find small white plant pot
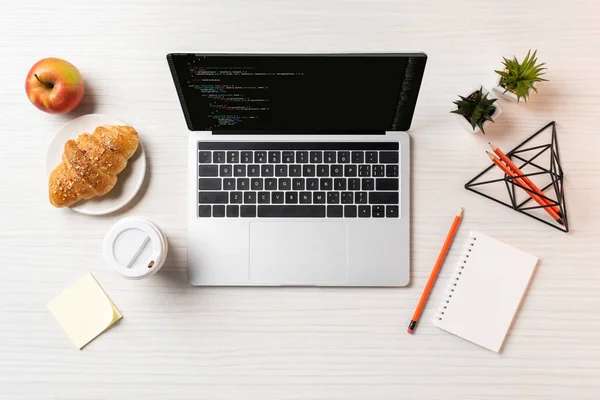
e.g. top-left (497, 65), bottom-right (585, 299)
top-left (452, 86), bottom-right (502, 135)
top-left (492, 76), bottom-right (533, 103)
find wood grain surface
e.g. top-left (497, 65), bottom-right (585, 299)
top-left (1, 1), bottom-right (600, 399)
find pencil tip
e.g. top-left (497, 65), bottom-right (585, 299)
top-left (458, 207), bottom-right (464, 217)
top-left (486, 151), bottom-right (496, 160)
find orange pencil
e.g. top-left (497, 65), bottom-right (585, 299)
top-left (408, 207), bottom-right (463, 334)
top-left (487, 152), bottom-right (564, 225)
top-left (489, 142), bottom-right (561, 216)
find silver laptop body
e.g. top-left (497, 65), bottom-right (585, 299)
top-left (168, 53), bottom-right (426, 286)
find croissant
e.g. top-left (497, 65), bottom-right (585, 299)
top-left (49, 125), bottom-right (140, 207)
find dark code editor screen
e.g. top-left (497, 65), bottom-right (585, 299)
top-left (169, 54), bottom-right (426, 132)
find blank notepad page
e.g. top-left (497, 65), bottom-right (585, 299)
top-left (433, 231), bottom-right (538, 352)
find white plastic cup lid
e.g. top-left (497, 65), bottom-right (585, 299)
top-left (103, 216), bottom-right (168, 279)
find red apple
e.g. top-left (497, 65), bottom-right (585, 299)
top-left (25, 57), bottom-right (85, 114)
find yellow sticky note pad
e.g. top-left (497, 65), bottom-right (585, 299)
top-left (47, 273), bottom-right (122, 349)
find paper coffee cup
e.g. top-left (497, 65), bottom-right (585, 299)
top-left (103, 216), bottom-right (168, 279)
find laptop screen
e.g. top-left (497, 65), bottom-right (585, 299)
top-left (167, 53), bottom-right (426, 133)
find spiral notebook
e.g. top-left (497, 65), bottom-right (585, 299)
top-left (433, 231), bottom-right (538, 352)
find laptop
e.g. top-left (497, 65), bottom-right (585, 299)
top-left (167, 53), bottom-right (427, 286)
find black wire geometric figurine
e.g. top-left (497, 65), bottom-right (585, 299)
top-left (465, 121), bottom-right (568, 232)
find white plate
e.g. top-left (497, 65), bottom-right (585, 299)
top-left (46, 114), bottom-right (146, 215)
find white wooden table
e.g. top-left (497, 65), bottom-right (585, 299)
top-left (2, 1), bottom-right (600, 399)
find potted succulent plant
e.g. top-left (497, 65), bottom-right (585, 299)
top-left (493, 49), bottom-right (547, 103)
top-left (451, 86), bottom-right (501, 134)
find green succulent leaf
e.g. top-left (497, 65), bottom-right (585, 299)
top-left (495, 49), bottom-right (548, 102)
top-left (450, 86), bottom-right (497, 134)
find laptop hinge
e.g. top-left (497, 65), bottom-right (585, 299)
top-left (212, 130), bottom-right (387, 135)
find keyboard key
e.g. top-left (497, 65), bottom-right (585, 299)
top-left (240, 205), bottom-right (256, 217)
top-left (230, 191), bottom-right (242, 204)
top-left (227, 205), bottom-right (239, 217)
top-left (199, 165), bottom-right (218, 177)
top-left (261, 165), bottom-right (274, 177)
top-left (324, 151), bottom-right (336, 163)
top-left (268, 151), bottom-right (281, 163)
top-left (241, 151), bottom-right (253, 163)
top-left (327, 192), bottom-right (340, 204)
top-left (293, 178), bottom-right (305, 190)
top-left (199, 178), bottom-right (221, 190)
top-left (386, 205), bottom-right (399, 218)
top-left (327, 205), bottom-right (343, 217)
top-left (379, 152), bottom-right (399, 163)
top-left (306, 178), bottom-right (319, 190)
top-left (373, 205), bottom-right (385, 218)
top-left (362, 178), bottom-right (374, 191)
top-left (358, 165), bottom-right (371, 177)
top-left (237, 178), bottom-right (249, 190)
top-left (376, 178), bottom-right (399, 191)
top-left (220, 165), bottom-right (232, 177)
top-left (297, 151), bottom-right (309, 163)
top-left (248, 165), bottom-right (260, 177)
top-left (310, 151), bottom-right (323, 163)
top-left (351, 151), bottom-right (364, 163)
top-left (348, 178), bottom-right (360, 191)
top-left (344, 205), bottom-right (357, 217)
top-left (213, 151), bottom-right (225, 163)
top-left (199, 151), bottom-right (212, 163)
top-left (303, 165), bottom-right (315, 177)
top-left (258, 205), bottom-right (325, 218)
top-left (313, 192), bottom-right (326, 204)
top-left (227, 151), bottom-right (239, 163)
top-left (286, 192), bottom-right (298, 204)
top-left (255, 151), bottom-right (267, 163)
top-left (341, 192), bottom-right (353, 204)
top-left (372, 165), bottom-right (385, 177)
top-left (258, 191), bottom-right (270, 204)
top-left (213, 205), bottom-right (225, 217)
top-left (275, 165), bottom-right (288, 177)
top-left (244, 191), bottom-right (256, 203)
top-left (198, 205), bottom-right (211, 217)
top-left (265, 178), bottom-right (277, 190)
top-left (369, 192), bottom-right (399, 204)
top-left (289, 165), bottom-right (302, 177)
top-left (358, 205), bottom-right (371, 217)
top-left (223, 178), bottom-right (235, 190)
top-left (337, 151), bottom-right (350, 163)
top-left (278, 178), bottom-right (291, 190)
top-left (317, 165), bottom-right (329, 177)
top-left (320, 178), bottom-right (332, 191)
top-left (356, 192), bottom-right (367, 204)
top-left (386, 165), bottom-right (399, 177)
top-left (251, 178), bottom-right (263, 190)
top-left (199, 192), bottom-right (228, 204)
top-left (272, 192), bottom-right (284, 204)
top-left (234, 165), bottom-right (246, 177)
top-left (282, 151), bottom-right (294, 163)
top-left (344, 165), bottom-right (357, 177)
top-left (366, 151), bottom-right (378, 163)
top-left (331, 165), bottom-right (343, 177)
top-left (299, 192), bottom-right (312, 204)
top-left (334, 178), bottom-right (346, 190)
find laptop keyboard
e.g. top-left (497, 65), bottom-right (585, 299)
top-left (197, 142), bottom-right (400, 218)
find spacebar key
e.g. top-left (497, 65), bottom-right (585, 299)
top-left (258, 205), bottom-right (326, 217)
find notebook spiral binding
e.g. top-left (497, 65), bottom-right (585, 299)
top-left (435, 233), bottom-right (478, 321)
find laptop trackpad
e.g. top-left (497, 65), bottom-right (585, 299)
top-left (249, 221), bottom-right (348, 285)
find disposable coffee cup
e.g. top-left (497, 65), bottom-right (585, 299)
top-left (103, 216), bottom-right (168, 279)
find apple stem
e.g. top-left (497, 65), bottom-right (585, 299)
top-left (34, 74), bottom-right (54, 89)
